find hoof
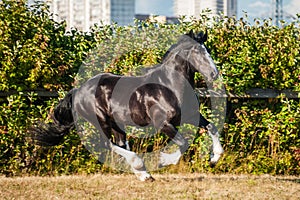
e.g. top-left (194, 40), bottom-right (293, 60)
top-left (134, 171), bottom-right (154, 182)
top-left (158, 163), bottom-right (164, 168)
top-left (145, 176), bottom-right (155, 182)
top-left (209, 151), bottom-right (223, 168)
top-left (209, 161), bottom-right (217, 168)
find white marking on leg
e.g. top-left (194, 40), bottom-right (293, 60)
top-left (159, 149), bottom-right (182, 167)
top-left (125, 141), bottom-right (130, 151)
top-left (207, 123), bottom-right (224, 164)
top-left (111, 144), bottom-right (152, 181)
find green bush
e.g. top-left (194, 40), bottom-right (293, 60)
top-left (0, 0), bottom-right (96, 91)
top-left (209, 16), bottom-right (300, 94)
top-left (217, 98), bottom-right (300, 174)
top-left (0, 92), bottom-right (106, 176)
top-left (0, 1), bottom-right (299, 176)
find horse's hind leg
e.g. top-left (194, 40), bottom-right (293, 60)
top-left (97, 128), bottom-right (153, 181)
top-left (110, 144), bottom-right (154, 181)
top-left (111, 123), bottom-right (130, 150)
top-left (96, 114), bottom-right (153, 181)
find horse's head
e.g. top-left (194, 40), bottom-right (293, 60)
top-left (184, 30), bottom-right (219, 82)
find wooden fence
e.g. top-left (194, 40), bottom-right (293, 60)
top-left (0, 88), bottom-right (299, 98)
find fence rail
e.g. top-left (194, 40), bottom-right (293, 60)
top-left (195, 88), bottom-right (299, 99)
top-left (0, 91), bottom-right (58, 97)
top-left (0, 88), bottom-right (299, 99)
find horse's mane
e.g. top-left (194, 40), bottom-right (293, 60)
top-left (161, 35), bottom-right (196, 63)
top-left (137, 32), bottom-right (203, 76)
top-left (138, 64), bottom-right (162, 75)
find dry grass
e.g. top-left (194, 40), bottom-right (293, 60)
top-left (0, 173), bottom-right (299, 200)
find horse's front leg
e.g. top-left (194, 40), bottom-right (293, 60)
top-left (198, 114), bottom-right (224, 166)
top-left (206, 123), bottom-right (224, 167)
top-left (158, 122), bottom-right (188, 167)
top-left (149, 105), bottom-right (187, 167)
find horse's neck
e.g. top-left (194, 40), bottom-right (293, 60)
top-left (146, 62), bottom-right (194, 105)
top-left (162, 59), bottom-right (195, 89)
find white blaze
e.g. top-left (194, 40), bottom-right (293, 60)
top-left (201, 44), bottom-right (218, 75)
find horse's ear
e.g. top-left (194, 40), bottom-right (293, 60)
top-left (196, 31), bottom-right (208, 44)
top-left (203, 30), bottom-right (208, 42)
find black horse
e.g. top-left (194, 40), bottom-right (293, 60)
top-left (31, 30), bottom-right (224, 181)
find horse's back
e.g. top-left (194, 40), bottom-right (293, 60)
top-left (73, 73), bottom-right (119, 120)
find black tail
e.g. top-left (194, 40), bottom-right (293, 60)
top-left (30, 89), bottom-right (77, 146)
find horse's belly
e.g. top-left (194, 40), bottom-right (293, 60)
top-left (111, 105), bottom-right (150, 127)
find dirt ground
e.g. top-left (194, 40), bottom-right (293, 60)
top-left (0, 173), bottom-right (299, 199)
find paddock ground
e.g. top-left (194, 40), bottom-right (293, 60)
top-left (0, 173), bottom-right (299, 199)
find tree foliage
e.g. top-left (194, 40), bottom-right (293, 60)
top-left (0, 0), bottom-right (95, 91)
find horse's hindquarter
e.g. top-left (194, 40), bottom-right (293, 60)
top-left (74, 75), bottom-right (101, 117)
top-left (74, 73), bottom-right (121, 122)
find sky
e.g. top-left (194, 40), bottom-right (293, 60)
top-left (135, 0), bottom-right (300, 20)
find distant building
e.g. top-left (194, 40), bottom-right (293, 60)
top-left (198, 0), bottom-right (224, 16)
top-left (174, 0), bottom-right (196, 16)
top-left (174, 0), bottom-right (237, 18)
top-left (111, 0), bottom-right (135, 26)
top-left (46, 0), bottom-right (135, 31)
top-left (135, 14), bottom-right (179, 24)
top-left (224, 0), bottom-right (237, 17)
